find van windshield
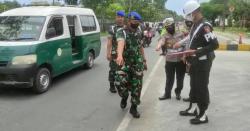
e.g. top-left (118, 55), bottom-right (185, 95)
top-left (0, 16), bottom-right (45, 41)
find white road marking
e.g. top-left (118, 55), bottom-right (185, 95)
top-left (116, 56), bottom-right (164, 131)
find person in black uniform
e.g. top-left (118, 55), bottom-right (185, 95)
top-left (179, 0), bottom-right (219, 125)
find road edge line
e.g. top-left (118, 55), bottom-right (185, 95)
top-left (115, 56), bottom-right (164, 131)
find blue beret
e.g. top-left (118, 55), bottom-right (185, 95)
top-left (116, 10), bottom-right (125, 17)
top-left (128, 11), bottom-right (142, 20)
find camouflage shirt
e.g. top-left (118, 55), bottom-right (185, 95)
top-left (116, 27), bottom-right (144, 71)
top-left (108, 24), bottom-right (123, 58)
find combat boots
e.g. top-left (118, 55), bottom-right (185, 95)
top-left (129, 105), bottom-right (140, 118)
top-left (120, 97), bottom-right (128, 109)
top-left (109, 82), bottom-right (117, 93)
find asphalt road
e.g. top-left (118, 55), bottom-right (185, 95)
top-left (0, 34), bottom-right (250, 131)
top-left (0, 35), bottom-right (160, 131)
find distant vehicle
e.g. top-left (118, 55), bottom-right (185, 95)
top-left (0, 6), bottom-right (101, 93)
top-left (142, 30), bottom-right (153, 47)
top-left (156, 22), bottom-right (163, 34)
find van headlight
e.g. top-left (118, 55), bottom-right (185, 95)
top-left (12, 54), bottom-right (37, 65)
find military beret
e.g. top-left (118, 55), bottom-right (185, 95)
top-left (116, 10), bottom-right (125, 17)
top-left (128, 11), bottom-right (142, 20)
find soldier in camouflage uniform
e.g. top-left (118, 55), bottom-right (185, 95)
top-left (106, 11), bottom-right (125, 93)
top-left (115, 11), bottom-right (147, 118)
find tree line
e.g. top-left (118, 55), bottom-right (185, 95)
top-left (200, 0), bottom-right (250, 30)
top-left (0, 0), bottom-right (182, 22)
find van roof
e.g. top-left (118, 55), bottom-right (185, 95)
top-left (0, 6), bottom-right (95, 16)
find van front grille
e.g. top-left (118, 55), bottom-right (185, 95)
top-left (0, 61), bottom-right (8, 67)
top-left (0, 74), bottom-right (17, 81)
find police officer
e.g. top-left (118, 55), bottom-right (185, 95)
top-left (175, 19), bottom-right (194, 102)
top-left (115, 11), bottom-right (147, 118)
top-left (179, 0), bottom-right (219, 124)
top-left (106, 11), bottom-right (125, 93)
top-left (156, 18), bottom-right (186, 101)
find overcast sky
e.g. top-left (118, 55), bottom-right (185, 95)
top-left (165, 0), bottom-right (210, 15)
top-left (2, 0), bottom-right (210, 15)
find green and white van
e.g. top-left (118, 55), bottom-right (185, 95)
top-left (0, 6), bottom-right (101, 93)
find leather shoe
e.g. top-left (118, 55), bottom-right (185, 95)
top-left (159, 95), bottom-right (171, 100)
top-left (179, 109), bottom-right (197, 116)
top-left (190, 116), bottom-right (208, 124)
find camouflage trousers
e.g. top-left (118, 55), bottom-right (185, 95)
top-left (115, 65), bottom-right (143, 105)
top-left (109, 59), bottom-right (117, 83)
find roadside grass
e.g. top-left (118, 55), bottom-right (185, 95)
top-left (101, 32), bottom-right (108, 37)
top-left (214, 27), bottom-right (250, 38)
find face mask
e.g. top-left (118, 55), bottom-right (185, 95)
top-left (185, 14), bottom-right (193, 21)
top-left (130, 23), bottom-right (139, 29)
top-left (166, 24), bottom-right (175, 35)
top-left (185, 21), bottom-right (193, 28)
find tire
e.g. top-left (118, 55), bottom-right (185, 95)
top-left (32, 68), bottom-right (51, 94)
top-left (85, 52), bottom-right (94, 69)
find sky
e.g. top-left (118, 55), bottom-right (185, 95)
top-left (165, 0), bottom-right (210, 15)
top-left (2, 0), bottom-right (210, 15)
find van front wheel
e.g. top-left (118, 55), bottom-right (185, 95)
top-left (32, 68), bottom-right (51, 94)
top-left (85, 52), bottom-right (94, 69)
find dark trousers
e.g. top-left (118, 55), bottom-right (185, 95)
top-left (164, 61), bottom-right (186, 96)
top-left (189, 60), bottom-right (212, 109)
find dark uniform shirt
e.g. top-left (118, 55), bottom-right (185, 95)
top-left (189, 19), bottom-right (219, 64)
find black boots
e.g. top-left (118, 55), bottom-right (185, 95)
top-left (158, 94), bottom-right (171, 100)
top-left (180, 103), bottom-right (209, 125)
top-left (190, 103), bottom-right (209, 124)
top-left (179, 103), bottom-right (198, 116)
top-left (109, 82), bottom-right (117, 93)
top-left (129, 105), bottom-right (140, 118)
top-left (190, 115), bottom-right (208, 124)
top-left (120, 97), bottom-right (128, 109)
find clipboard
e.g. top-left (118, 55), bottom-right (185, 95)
top-left (166, 50), bottom-right (195, 57)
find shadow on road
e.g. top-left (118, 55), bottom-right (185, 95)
top-left (0, 64), bottom-right (101, 98)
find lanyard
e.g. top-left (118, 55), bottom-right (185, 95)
top-left (189, 23), bottom-right (204, 48)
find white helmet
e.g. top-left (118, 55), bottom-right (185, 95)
top-left (163, 17), bottom-right (174, 27)
top-left (183, 0), bottom-right (200, 15)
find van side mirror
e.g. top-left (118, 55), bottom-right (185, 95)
top-left (46, 27), bottom-right (56, 39)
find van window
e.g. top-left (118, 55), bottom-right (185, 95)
top-left (80, 15), bottom-right (96, 32)
top-left (0, 16), bottom-right (45, 41)
top-left (46, 17), bottom-right (63, 39)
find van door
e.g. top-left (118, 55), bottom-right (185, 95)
top-left (45, 16), bottom-right (71, 74)
top-left (66, 15), bottom-right (84, 63)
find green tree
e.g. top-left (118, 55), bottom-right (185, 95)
top-left (200, 3), bottom-right (224, 25)
top-left (0, 1), bottom-right (21, 12)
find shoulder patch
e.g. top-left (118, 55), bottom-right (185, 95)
top-left (204, 25), bottom-right (211, 33)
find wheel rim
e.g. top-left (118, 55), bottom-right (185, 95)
top-left (39, 72), bottom-right (50, 90)
top-left (88, 53), bottom-right (94, 67)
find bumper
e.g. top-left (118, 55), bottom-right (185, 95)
top-left (0, 64), bottom-right (38, 87)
